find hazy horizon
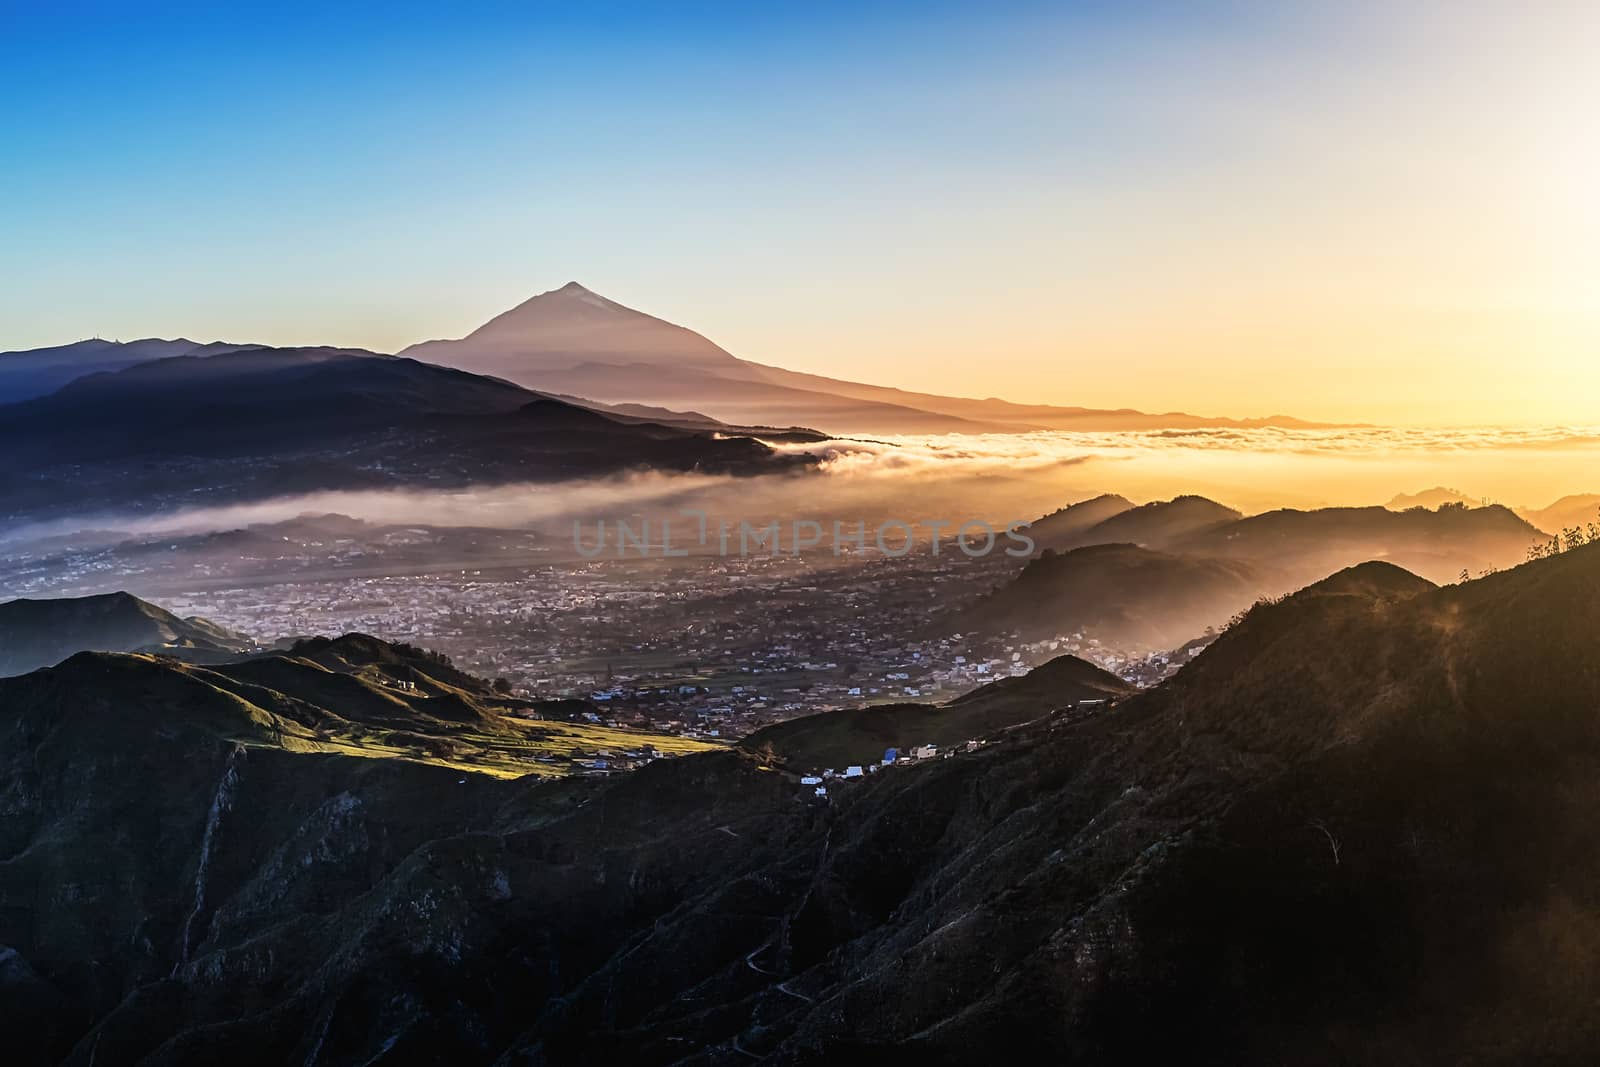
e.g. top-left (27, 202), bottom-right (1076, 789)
top-left (6, 425), bottom-right (1597, 554)
top-left (6, 281), bottom-right (1599, 432)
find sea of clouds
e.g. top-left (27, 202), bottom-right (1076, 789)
top-left (5, 426), bottom-right (1599, 550)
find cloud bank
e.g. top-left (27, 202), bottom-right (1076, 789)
top-left (6, 426), bottom-right (1599, 551)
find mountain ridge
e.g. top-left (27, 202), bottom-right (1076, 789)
top-left (958, 541), bottom-right (1276, 649)
top-left (2, 283), bottom-right (1358, 434)
top-left (1035, 493), bottom-right (1243, 552)
top-left (5, 547), bottom-right (1600, 1061)
top-left (739, 653), bottom-right (1134, 771)
top-left (0, 591), bottom-right (254, 677)
top-left (0, 338), bottom-right (262, 404)
top-left (402, 282), bottom-right (1347, 434)
top-left (0, 345), bottom-right (815, 523)
top-left (981, 497), bottom-right (1547, 649)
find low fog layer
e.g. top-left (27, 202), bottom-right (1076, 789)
top-left (775, 426), bottom-right (1600, 514)
top-left (4, 426), bottom-right (1598, 551)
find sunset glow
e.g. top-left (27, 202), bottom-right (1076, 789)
top-left (3, 1), bottom-right (1595, 425)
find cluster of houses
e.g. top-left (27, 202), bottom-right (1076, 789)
top-left (561, 744), bottom-right (663, 774)
top-left (797, 740), bottom-right (988, 798)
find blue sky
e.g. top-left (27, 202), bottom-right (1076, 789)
top-left (2, 1), bottom-right (1595, 423)
top-left (0, 0), bottom-right (1282, 349)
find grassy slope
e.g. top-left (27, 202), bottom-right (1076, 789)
top-left (10, 641), bottom-right (718, 781)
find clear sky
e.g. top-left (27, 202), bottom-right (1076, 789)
top-left (2, 1), bottom-right (1595, 425)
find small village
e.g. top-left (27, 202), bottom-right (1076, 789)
top-left (787, 692), bottom-right (1124, 801)
top-left (795, 740), bottom-right (981, 799)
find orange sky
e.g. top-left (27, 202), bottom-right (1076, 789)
top-left (4, 3), bottom-right (1595, 426)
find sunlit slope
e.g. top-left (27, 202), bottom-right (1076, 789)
top-left (1, 636), bottom-right (715, 780)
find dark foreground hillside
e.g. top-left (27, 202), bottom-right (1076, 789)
top-left (5, 548), bottom-right (1600, 1063)
top-left (739, 652), bottom-right (1134, 771)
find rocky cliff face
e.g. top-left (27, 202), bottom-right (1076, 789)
top-left (5, 548), bottom-right (1600, 1064)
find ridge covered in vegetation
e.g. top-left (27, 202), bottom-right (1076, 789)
top-left (5, 548), bottom-right (1600, 1063)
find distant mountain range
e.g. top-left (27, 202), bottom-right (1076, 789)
top-left (1386, 488), bottom-right (1600, 537)
top-left (961, 494), bottom-right (1548, 648)
top-left (401, 282), bottom-right (1339, 434)
top-left (0, 591), bottom-right (253, 676)
top-left (2, 282), bottom-right (1337, 435)
top-left (1032, 494), bottom-right (1243, 553)
top-left (1520, 493), bottom-right (1600, 537)
top-left (1387, 486), bottom-right (1480, 510)
top-left (7, 545), bottom-right (1600, 1062)
top-left (1027, 492), bottom-right (1137, 546)
top-left (960, 542), bottom-right (1276, 650)
top-left (1181, 501), bottom-right (1545, 581)
top-left (1031, 493), bottom-right (1545, 580)
top-left (0, 346), bottom-right (815, 524)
